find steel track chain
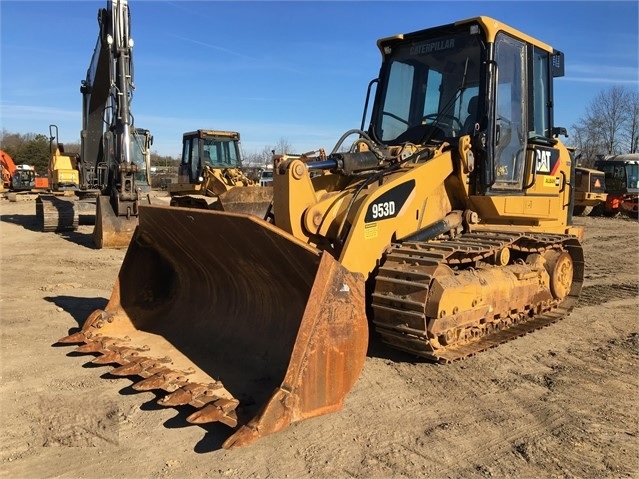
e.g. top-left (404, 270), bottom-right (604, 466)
top-left (371, 231), bottom-right (584, 362)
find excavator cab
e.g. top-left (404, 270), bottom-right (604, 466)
top-left (59, 17), bottom-right (583, 449)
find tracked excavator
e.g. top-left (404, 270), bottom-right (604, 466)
top-left (0, 150), bottom-right (48, 193)
top-left (166, 129), bottom-right (272, 216)
top-left (59, 17), bottom-right (584, 449)
top-left (37, 0), bottom-right (152, 247)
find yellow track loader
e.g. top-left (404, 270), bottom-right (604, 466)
top-left (59, 17), bottom-right (584, 449)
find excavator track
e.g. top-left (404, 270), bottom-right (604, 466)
top-left (371, 231), bottom-right (584, 363)
top-left (36, 194), bottom-right (96, 232)
top-left (36, 194), bottom-right (78, 232)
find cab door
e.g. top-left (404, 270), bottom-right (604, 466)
top-left (490, 33), bottom-right (527, 192)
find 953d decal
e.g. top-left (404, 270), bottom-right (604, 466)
top-left (364, 180), bottom-right (415, 223)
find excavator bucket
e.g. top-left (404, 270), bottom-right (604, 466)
top-left (93, 196), bottom-right (140, 249)
top-left (58, 204), bottom-right (368, 448)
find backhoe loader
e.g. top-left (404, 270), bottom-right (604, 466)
top-left (59, 17), bottom-right (584, 449)
top-left (166, 129), bottom-right (272, 217)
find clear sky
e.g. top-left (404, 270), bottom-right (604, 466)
top-left (1, 1), bottom-right (637, 158)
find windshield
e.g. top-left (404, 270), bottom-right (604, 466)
top-left (130, 130), bottom-right (149, 185)
top-left (627, 164), bottom-right (638, 189)
top-left (374, 29), bottom-right (482, 144)
top-left (202, 137), bottom-right (241, 168)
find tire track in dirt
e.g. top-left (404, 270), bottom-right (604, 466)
top-left (578, 282), bottom-right (638, 306)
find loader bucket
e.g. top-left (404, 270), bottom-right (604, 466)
top-left (93, 195), bottom-right (139, 249)
top-left (59, 204), bottom-right (368, 448)
top-left (217, 186), bottom-right (273, 218)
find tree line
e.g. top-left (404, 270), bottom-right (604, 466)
top-left (2, 85), bottom-right (637, 173)
top-left (0, 129), bottom-right (293, 174)
top-left (0, 130), bottom-right (181, 175)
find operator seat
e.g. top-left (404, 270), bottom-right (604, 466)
top-left (462, 96), bottom-right (479, 135)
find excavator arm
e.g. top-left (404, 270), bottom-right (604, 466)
top-left (78, 0), bottom-right (151, 247)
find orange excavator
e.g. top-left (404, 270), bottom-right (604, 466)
top-left (0, 150), bottom-right (48, 192)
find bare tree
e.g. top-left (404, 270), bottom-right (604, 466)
top-left (624, 90), bottom-right (639, 154)
top-left (571, 86), bottom-right (637, 159)
top-left (273, 137), bottom-right (294, 155)
top-left (571, 121), bottom-right (601, 165)
top-left (244, 138), bottom-right (295, 168)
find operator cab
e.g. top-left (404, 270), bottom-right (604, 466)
top-left (371, 16), bottom-right (565, 195)
top-left (180, 130), bottom-right (243, 183)
top-left (130, 128), bottom-right (153, 189)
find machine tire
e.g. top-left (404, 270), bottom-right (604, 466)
top-left (588, 203), bottom-right (605, 217)
top-left (572, 205), bottom-right (593, 217)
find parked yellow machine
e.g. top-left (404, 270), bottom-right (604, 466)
top-left (47, 124), bottom-right (80, 192)
top-left (573, 166), bottom-right (607, 216)
top-left (167, 129), bottom-right (272, 217)
top-left (59, 17), bottom-right (584, 449)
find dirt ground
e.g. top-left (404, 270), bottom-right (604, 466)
top-left (1, 197), bottom-right (637, 479)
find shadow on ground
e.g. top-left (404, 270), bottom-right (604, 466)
top-left (1, 212), bottom-right (97, 248)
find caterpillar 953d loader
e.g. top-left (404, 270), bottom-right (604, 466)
top-left (59, 16), bottom-right (584, 449)
top-left (166, 129), bottom-right (272, 217)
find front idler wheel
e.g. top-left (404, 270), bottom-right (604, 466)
top-left (544, 249), bottom-right (574, 300)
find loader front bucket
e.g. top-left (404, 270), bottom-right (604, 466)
top-left (93, 195), bottom-right (139, 249)
top-left (217, 186), bottom-right (273, 218)
top-left (58, 204), bottom-right (368, 448)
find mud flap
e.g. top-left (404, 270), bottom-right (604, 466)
top-left (93, 195), bottom-right (139, 249)
top-left (60, 204), bottom-right (368, 448)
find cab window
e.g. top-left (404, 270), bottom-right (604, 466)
top-left (491, 33), bottom-right (527, 191)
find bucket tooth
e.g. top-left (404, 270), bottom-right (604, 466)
top-left (162, 375), bottom-right (191, 393)
top-left (57, 331), bottom-right (87, 344)
top-left (158, 383), bottom-right (207, 407)
top-left (91, 346), bottom-right (144, 366)
top-left (189, 390), bottom-right (224, 408)
top-left (158, 389), bottom-right (193, 407)
top-left (110, 357), bottom-right (155, 377)
top-left (188, 408), bottom-right (238, 428)
top-left (74, 340), bottom-right (103, 354)
top-left (186, 398), bottom-right (240, 425)
top-left (219, 410), bottom-right (238, 428)
top-left (214, 397), bottom-right (239, 413)
top-left (131, 372), bottom-right (168, 391)
top-left (132, 370), bottom-right (189, 392)
top-left (138, 364), bottom-right (169, 379)
top-left (91, 350), bottom-right (122, 365)
top-left (61, 310), bottom-right (105, 343)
